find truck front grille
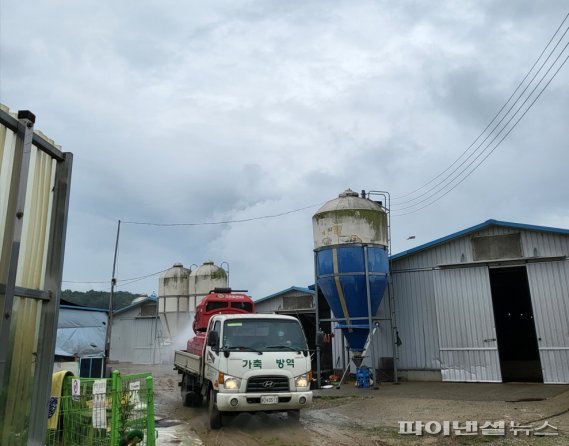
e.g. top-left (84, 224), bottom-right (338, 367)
top-left (246, 376), bottom-right (290, 393)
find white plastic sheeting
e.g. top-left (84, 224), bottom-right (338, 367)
top-left (56, 308), bottom-right (108, 358)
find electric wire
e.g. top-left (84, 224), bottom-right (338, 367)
top-left (121, 202), bottom-right (321, 226)
top-left (393, 22), bottom-right (569, 207)
top-left (391, 23), bottom-right (569, 213)
top-left (63, 268), bottom-right (170, 285)
top-left (114, 268), bottom-right (170, 288)
top-left (392, 49), bottom-right (569, 217)
top-left (64, 204), bottom-right (322, 287)
top-left (392, 13), bottom-right (569, 205)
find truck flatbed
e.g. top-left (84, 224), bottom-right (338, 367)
top-left (174, 350), bottom-right (202, 376)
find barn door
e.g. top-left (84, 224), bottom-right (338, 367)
top-left (434, 267), bottom-right (502, 382)
top-left (527, 261), bottom-right (569, 383)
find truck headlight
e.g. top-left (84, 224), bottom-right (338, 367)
top-left (295, 373), bottom-right (310, 389)
top-left (222, 375), bottom-right (242, 390)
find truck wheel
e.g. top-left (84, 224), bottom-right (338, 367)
top-left (181, 375), bottom-right (193, 407)
top-left (184, 391), bottom-right (202, 407)
top-left (191, 390), bottom-right (204, 407)
top-left (209, 388), bottom-right (222, 430)
top-left (287, 409), bottom-right (300, 422)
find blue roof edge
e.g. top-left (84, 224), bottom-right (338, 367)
top-left (391, 219), bottom-right (569, 261)
top-left (255, 286), bottom-right (314, 304)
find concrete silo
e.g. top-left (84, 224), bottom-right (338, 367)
top-left (313, 189), bottom-right (390, 383)
top-left (189, 260), bottom-right (228, 309)
top-left (158, 263), bottom-right (191, 347)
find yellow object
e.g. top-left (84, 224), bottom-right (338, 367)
top-left (47, 370), bottom-right (74, 430)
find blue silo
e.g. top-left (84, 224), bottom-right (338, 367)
top-left (313, 189), bottom-right (389, 355)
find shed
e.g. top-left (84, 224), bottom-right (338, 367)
top-left (110, 295), bottom-right (163, 364)
top-left (371, 219), bottom-right (569, 384)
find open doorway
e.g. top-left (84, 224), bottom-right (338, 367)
top-left (489, 266), bottom-right (542, 382)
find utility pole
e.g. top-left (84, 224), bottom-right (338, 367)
top-left (104, 219), bottom-right (121, 373)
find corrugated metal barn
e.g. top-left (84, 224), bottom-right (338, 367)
top-left (369, 219), bottom-right (569, 384)
top-left (110, 296), bottom-right (163, 364)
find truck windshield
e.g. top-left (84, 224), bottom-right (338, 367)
top-left (223, 319), bottom-right (308, 352)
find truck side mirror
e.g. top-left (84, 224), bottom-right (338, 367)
top-left (316, 331), bottom-right (324, 347)
top-left (207, 331), bottom-right (219, 348)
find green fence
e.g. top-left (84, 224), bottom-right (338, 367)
top-left (46, 370), bottom-right (156, 446)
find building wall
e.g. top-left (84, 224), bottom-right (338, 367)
top-left (110, 307), bottom-right (162, 364)
top-left (255, 290), bottom-right (315, 313)
top-left (367, 227), bottom-right (569, 383)
top-left (394, 228), bottom-right (569, 271)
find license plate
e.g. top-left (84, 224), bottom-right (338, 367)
top-left (260, 395), bottom-right (279, 404)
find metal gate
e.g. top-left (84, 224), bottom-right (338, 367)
top-left (527, 261), bottom-right (569, 384)
top-left (434, 267), bottom-right (502, 382)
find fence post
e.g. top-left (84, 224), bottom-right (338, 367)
top-left (146, 376), bottom-right (156, 446)
top-left (110, 370), bottom-right (120, 446)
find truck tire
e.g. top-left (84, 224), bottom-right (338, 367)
top-left (192, 391), bottom-right (204, 407)
top-left (184, 391), bottom-right (202, 407)
top-left (209, 388), bottom-right (222, 430)
top-left (181, 375), bottom-right (191, 406)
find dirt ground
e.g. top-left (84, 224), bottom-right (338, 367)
top-left (115, 363), bottom-right (569, 446)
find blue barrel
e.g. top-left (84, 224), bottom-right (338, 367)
top-left (313, 190), bottom-right (389, 352)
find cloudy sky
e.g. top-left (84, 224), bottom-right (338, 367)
top-left (1, 1), bottom-right (568, 299)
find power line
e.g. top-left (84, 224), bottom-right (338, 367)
top-left (391, 13), bottom-right (569, 206)
top-left (114, 268), bottom-right (170, 288)
top-left (392, 49), bottom-right (569, 217)
top-left (394, 22), bottom-right (569, 207)
top-left (391, 18), bottom-right (569, 213)
top-left (121, 202), bottom-right (321, 226)
top-left (65, 204), bottom-right (322, 288)
top-left (393, 40), bottom-right (569, 214)
top-left (63, 268), bottom-right (170, 285)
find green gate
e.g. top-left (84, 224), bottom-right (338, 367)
top-left (46, 370), bottom-right (156, 446)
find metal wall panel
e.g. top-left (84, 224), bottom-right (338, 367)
top-left (433, 267), bottom-right (501, 382)
top-left (522, 232), bottom-right (569, 258)
top-left (256, 290), bottom-right (315, 313)
top-left (0, 107), bottom-right (72, 444)
top-left (527, 261), bottom-right (569, 383)
top-left (390, 271), bottom-right (440, 370)
top-left (255, 295), bottom-right (285, 313)
top-left (394, 236), bottom-right (473, 270)
top-left (111, 310), bottom-right (162, 365)
top-left (0, 124), bottom-right (17, 247)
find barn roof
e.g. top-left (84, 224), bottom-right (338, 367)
top-left (391, 219), bottom-right (569, 261)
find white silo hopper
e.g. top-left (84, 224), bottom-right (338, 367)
top-left (158, 263), bottom-right (191, 345)
top-left (189, 260), bottom-right (228, 309)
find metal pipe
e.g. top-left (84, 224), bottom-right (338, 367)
top-left (367, 190), bottom-right (399, 383)
top-left (364, 245), bottom-right (379, 389)
top-left (314, 253), bottom-right (321, 389)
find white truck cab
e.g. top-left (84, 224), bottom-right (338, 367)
top-left (203, 314), bottom-right (313, 427)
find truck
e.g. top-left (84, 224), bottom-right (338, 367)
top-left (174, 288), bottom-right (313, 429)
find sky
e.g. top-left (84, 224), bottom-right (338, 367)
top-left (1, 1), bottom-right (568, 300)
